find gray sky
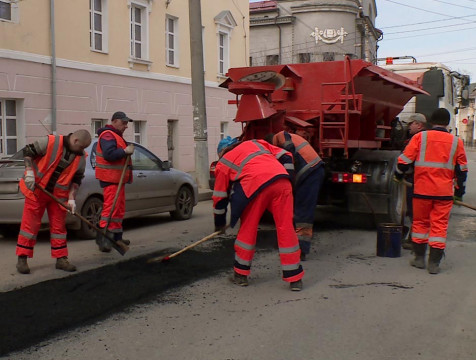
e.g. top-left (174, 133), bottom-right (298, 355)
top-left (249, 0), bottom-right (476, 81)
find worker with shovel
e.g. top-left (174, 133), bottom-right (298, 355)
top-left (394, 108), bottom-right (468, 274)
top-left (15, 129), bottom-right (92, 274)
top-left (212, 137), bottom-right (304, 291)
top-left (267, 130), bottom-right (325, 261)
top-left (95, 111), bottom-right (134, 252)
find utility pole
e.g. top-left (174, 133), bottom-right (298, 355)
top-left (188, 0), bottom-right (209, 189)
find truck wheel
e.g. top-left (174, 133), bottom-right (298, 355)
top-left (170, 186), bottom-right (194, 220)
top-left (76, 196), bottom-right (103, 239)
top-left (382, 175), bottom-right (406, 225)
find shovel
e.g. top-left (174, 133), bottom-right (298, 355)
top-left (36, 185), bottom-right (129, 255)
top-left (147, 226), bottom-right (229, 263)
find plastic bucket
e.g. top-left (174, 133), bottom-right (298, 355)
top-left (376, 223), bottom-right (402, 258)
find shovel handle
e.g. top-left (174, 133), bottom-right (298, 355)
top-left (36, 185), bottom-right (129, 255)
top-left (147, 226), bottom-right (229, 263)
top-left (454, 200), bottom-right (476, 211)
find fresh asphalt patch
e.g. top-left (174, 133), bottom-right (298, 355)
top-left (0, 231), bottom-right (279, 357)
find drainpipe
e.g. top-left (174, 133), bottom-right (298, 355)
top-left (50, 0), bottom-right (57, 135)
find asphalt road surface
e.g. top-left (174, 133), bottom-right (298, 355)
top-left (1, 152), bottom-right (476, 360)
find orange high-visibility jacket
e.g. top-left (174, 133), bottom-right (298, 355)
top-left (397, 129), bottom-right (468, 198)
top-left (95, 130), bottom-right (132, 183)
top-left (273, 131), bottom-right (322, 184)
top-left (212, 139), bottom-right (293, 227)
top-left (19, 135), bottom-right (84, 202)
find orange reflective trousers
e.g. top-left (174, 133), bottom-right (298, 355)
top-left (99, 184), bottom-right (126, 235)
top-left (16, 190), bottom-right (68, 258)
top-left (412, 198), bottom-right (453, 250)
top-left (234, 178), bottom-right (304, 282)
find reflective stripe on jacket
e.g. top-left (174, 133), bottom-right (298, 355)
top-left (95, 130), bottom-right (132, 183)
top-left (19, 135), bottom-right (83, 202)
top-left (212, 139), bottom-right (293, 228)
top-left (397, 129), bottom-right (468, 198)
top-left (273, 131), bottom-right (322, 184)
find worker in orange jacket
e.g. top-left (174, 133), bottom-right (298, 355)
top-left (269, 130), bottom-right (325, 260)
top-left (212, 137), bottom-right (304, 291)
top-left (16, 130), bottom-right (92, 274)
top-left (394, 108), bottom-right (468, 274)
top-left (95, 111), bottom-right (134, 252)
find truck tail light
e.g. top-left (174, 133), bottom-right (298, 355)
top-left (331, 172), bottom-right (367, 184)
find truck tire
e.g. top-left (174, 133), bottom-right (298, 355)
top-left (346, 149), bottom-right (405, 228)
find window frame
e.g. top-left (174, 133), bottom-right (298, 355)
top-left (89, 0), bottom-right (109, 53)
top-left (218, 31), bottom-right (229, 76)
top-left (129, 0), bottom-right (150, 61)
top-left (0, 99), bottom-right (19, 157)
top-left (133, 120), bottom-right (146, 146)
top-left (0, 0), bottom-right (19, 23)
top-left (219, 122), bottom-right (228, 140)
top-left (91, 118), bottom-right (107, 138)
top-left (165, 15), bottom-right (179, 68)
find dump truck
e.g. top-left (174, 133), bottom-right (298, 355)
top-left (216, 57), bottom-right (429, 225)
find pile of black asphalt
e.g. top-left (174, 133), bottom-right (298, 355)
top-left (0, 232), bottom-right (279, 357)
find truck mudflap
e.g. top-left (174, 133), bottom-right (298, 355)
top-left (345, 149), bottom-right (405, 224)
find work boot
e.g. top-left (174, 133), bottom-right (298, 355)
top-left (16, 256), bottom-right (30, 274)
top-left (290, 280), bottom-right (303, 291)
top-left (231, 271), bottom-right (248, 286)
top-left (428, 247), bottom-right (444, 274)
top-left (300, 252), bottom-right (307, 261)
top-left (410, 242), bottom-right (427, 269)
top-left (96, 229), bottom-right (112, 253)
top-left (120, 239), bottom-right (131, 246)
top-left (55, 257), bottom-right (77, 272)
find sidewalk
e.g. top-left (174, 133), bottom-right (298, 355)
top-left (0, 195), bottom-right (224, 293)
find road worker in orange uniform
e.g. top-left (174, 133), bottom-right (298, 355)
top-left (212, 136), bottom-right (304, 291)
top-left (16, 130), bottom-right (92, 274)
top-left (95, 111), bottom-right (134, 252)
top-left (269, 130), bottom-right (325, 261)
top-left (394, 108), bottom-right (468, 274)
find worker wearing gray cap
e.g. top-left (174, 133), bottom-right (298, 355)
top-left (401, 113), bottom-right (428, 249)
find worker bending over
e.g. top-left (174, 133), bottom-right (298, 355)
top-left (212, 136), bottom-right (304, 291)
top-left (16, 130), bottom-right (92, 274)
top-left (268, 130), bottom-right (325, 260)
top-left (395, 108), bottom-right (468, 274)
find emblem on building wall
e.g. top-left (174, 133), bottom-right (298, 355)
top-left (310, 27), bottom-right (348, 44)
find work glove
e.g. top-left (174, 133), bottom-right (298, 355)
top-left (453, 195), bottom-right (463, 204)
top-left (24, 170), bottom-right (35, 191)
top-left (124, 144), bottom-right (135, 155)
top-left (67, 199), bottom-right (76, 214)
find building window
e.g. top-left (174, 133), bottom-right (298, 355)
top-left (134, 121), bottom-right (145, 144)
top-left (166, 15), bottom-right (179, 67)
top-left (91, 119), bottom-right (107, 137)
top-left (214, 10), bottom-right (236, 76)
top-left (220, 122), bottom-right (228, 140)
top-left (299, 53), bottom-right (311, 63)
top-left (218, 32), bottom-right (229, 75)
top-left (266, 54), bottom-right (279, 65)
top-left (323, 52), bottom-right (335, 62)
top-left (130, 3), bottom-right (149, 60)
top-left (89, 0), bottom-right (108, 52)
top-left (0, 1), bottom-right (11, 21)
top-left (0, 99), bottom-right (18, 156)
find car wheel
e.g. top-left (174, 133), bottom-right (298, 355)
top-left (170, 186), bottom-right (194, 220)
top-left (76, 196), bottom-right (103, 239)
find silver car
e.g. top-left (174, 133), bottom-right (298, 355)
top-left (0, 141), bottom-right (198, 239)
